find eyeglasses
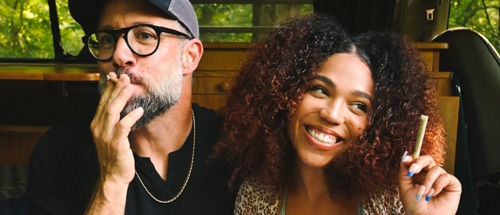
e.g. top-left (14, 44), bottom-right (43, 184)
top-left (86, 24), bottom-right (193, 61)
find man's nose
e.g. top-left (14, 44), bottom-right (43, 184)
top-left (112, 36), bottom-right (136, 66)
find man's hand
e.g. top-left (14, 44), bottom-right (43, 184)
top-left (86, 72), bottom-right (144, 214)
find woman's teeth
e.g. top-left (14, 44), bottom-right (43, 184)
top-left (307, 128), bottom-right (337, 144)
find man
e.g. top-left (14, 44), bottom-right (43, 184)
top-left (27, 0), bottom-right (235, 214)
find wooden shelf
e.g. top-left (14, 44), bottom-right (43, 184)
top-left (0, 63), bottom-right (99, 81)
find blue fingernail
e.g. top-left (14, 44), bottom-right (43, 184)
top-left (407, 171), bottom-right (414, 177)
top-left (425, 195), bottom-right (432, 201)
top-left (401, 151), bottom-right (409, 162)
top-left (416, 194), bottom-right (422, 201)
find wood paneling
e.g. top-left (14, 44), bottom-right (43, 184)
top-left (0, 126), bottom-right (49, 164)
top-left (432, 71), bottom-right (453, 96)
top-left (439, 96), bottom-right (460, 173)
top-left (416, 42), bottom-right (449, 72)
top-left (0, 42), bottom-right (459, 167)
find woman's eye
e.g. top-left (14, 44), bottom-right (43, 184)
top-left (352, 102), bottom-right (368, 113)
top-left (309, 86), bottom-right (328, 97)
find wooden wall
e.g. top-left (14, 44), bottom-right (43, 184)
top-left (0, 43), bottom-right (459, 172)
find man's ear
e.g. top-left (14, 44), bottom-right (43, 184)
top-left (182, 39), bottom-right (203, 75)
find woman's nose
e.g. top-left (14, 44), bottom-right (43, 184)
top-left (319, 101), bottom-right (346, 125)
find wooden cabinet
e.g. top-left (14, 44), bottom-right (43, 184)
top-left (192, 43), bottom-right (249, 112)
top-left (193, 71), bottom-right (233, 113)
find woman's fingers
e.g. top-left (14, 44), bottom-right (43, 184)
top-left (400, 154), bottom-right (446, 197)
top-left (399, 154), bottom-right (462, 215)
top-left (428, 170), bottom-right (462, 198)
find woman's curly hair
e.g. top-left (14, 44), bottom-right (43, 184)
top-left (213, 14), bottom-right (446, 202)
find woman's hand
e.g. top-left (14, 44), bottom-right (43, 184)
top-left (398, 153), bottom-right (462, 215)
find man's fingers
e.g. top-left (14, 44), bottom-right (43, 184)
top-left (94, 72), bottom-right (119, 120)
top-left (92, 74), bottom-right (134, 136)
top-left (114, 107), bottom-right (144, 139)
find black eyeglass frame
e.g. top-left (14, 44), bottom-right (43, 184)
top-left (86, 24), bottom-right (193, 61)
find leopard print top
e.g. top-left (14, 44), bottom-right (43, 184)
top-left (235, 177), bottom-right (405, 215)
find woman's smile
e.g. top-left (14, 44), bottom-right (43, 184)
top-left (306, 126), bottom-right (338, 145)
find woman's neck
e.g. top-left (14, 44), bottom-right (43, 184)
top-left (291, 161), bottom-right (330, 203)
top-left (283, 160), bottom-right (357, 215)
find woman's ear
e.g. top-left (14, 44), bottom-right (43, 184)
top-left (182, 39), bottom-right (204, 75)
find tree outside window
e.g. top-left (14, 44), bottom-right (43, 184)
top-left (448, 0), bottom-right (500, 53)
top-left (0, 0), bottom-right (497, 60)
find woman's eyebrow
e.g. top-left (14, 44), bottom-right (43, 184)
top-left (314, 75), bottom-right (334, 88)
top-left (352, 91), bottom-right (373, 101)
top-left (315, 75), bottom-right (372, 101)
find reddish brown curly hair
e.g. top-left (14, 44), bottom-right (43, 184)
top-left (213, 14), bottom-right (446, 202)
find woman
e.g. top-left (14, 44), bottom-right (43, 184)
top-left (215, 14), bottom-right (461, 214)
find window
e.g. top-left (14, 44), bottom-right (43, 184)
top-left (0, 0), bottom-right (312, 62)
top-left (0, 0), bottom-right (83, 61)
top-left (192, 0), bottom-right (313, 42)
top-left (0, 0), bottom-right (498, 61)
top-left (448, 0), bottom-right (499, 53)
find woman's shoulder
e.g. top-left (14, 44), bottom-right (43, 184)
top-left (235, 177), bottom-right (280, 215)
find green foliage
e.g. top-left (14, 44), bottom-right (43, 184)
top-left (0, 1), bottom-right (496, 59)
top-left (0, 0), bottom-right (84, 59)
top-left (57, 0), bottom-right (84, 57)
top-left (449, 0), bottom-right (500, 52)
top-left (193, 4), bottom-right (312, 42)
top-left (194, 4), bottom-right (253, 42)
top-left (0, 0), bottom-right (54, 58)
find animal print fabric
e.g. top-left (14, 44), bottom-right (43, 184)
top-left (234, 177), bottom-right (405, 215)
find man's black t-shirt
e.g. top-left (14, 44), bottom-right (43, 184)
top-left (27, 104), bottom-right (235, 214)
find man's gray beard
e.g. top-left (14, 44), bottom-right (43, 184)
top-left (121, 92), bottom-right (176, 131)
top-left (123, 66), bottom-right (183, 131)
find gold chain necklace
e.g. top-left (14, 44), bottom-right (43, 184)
top-left (135, 109), bottom-right (195, 204)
